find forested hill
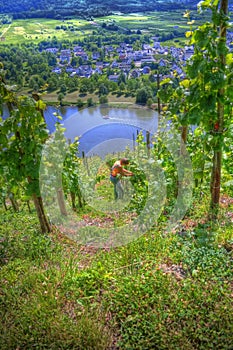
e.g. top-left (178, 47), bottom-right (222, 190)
top-left (0, 0), bottom-right (198, 19)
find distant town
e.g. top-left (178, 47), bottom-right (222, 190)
top-left (46, 32), bottom-right (233, 81)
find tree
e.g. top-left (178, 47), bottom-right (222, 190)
top-left (79, 82), bottom-right (88, 94)
top-left (136, 87), bottom-right (152, 105)
top-left (71, 56), bottom-right (79, 67)
top-left (99, 95), bottom-right (108, 104)
top-left (87, 97), bottom-right (94, 107)
top-left (47, 76), bottom-right (58, 92)
top-left (109, 81), bottom-right (118, 92)
top-left (136, 87), bottom-right (148, 104)
top-left (118, 71), bottom-right (126, 85)
top-left (147, 98), bottom-right (153, 108)
top-left (58, 92), bottom-right (65, 105)
top-left (77, 98), bottom-right (85, 108)
top-left (119, 82), bottom-right (125, 92)
top-left (127, 79), bottom-right (137, 93)
top-left (67, 79), bottom-right (76, 92)
top-left (60, 83), bottom-right (67, 94)
top-left (99, 83), bottom-right (109, 96)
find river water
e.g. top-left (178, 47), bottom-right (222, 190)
top-left (44, 105), bottom-right (158, 157)
top-left (2, 104), bottom-right (158, 157)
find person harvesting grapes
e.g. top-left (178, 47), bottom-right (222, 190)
top-left (110, 158), bottom-right (134, 200)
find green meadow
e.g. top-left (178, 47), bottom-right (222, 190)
top-left (0, 18), bottom-right (94, 45)
top-left (94, 10), bottom-right (201, 36)
top-left (0, 10), bottom-right (203, 46)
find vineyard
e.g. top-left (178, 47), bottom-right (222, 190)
top-left (0, 1), bottom-right (233, 349)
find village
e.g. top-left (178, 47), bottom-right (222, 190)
top-left (47, 39), bottom-right (194, 80)
top-left (46, 30), bottom-right (233, 83)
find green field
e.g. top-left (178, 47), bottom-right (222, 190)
top-left (95, 11), bottom-right (197, 34)
top-left (0, 18), bottom-right (94, 45)
top-left (0, 10), bottom-right (200, 46)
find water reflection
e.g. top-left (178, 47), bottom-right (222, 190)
top-left (3, 104), bottom-right (158, 155)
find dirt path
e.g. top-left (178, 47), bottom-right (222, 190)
top-left (0, 23), bottom-right (12, 38)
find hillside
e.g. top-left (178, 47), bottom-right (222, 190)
top-left (0, 0), bottom-right (199, 19)
top-left (1, 0), bottom-right (233, 347)
top-left (1, 193), bottom-right (233, 349)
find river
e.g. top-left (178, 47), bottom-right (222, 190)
top-left (44, 105), bottom-right (158, 157)
top-left (2, 104), bottom-right (158, 157)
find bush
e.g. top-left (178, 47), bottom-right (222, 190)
top-left (77, 98), bottom-right (85, 108)
top-left (99, 95), bottom-right (108, 104)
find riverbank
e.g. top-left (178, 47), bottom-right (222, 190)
top-left (42, 91), bottom-right (135, 105)
top-left (42, 92), bottom-right (158, 111)
top-left (18, 84), bottom-right (160, 111)
top-left (18, 88), bottom-right (158, 112)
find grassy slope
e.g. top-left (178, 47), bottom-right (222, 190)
top-left (0, 194), bottom-right (233, 349)
top-left (1, 9), bottom-right (233, 349)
